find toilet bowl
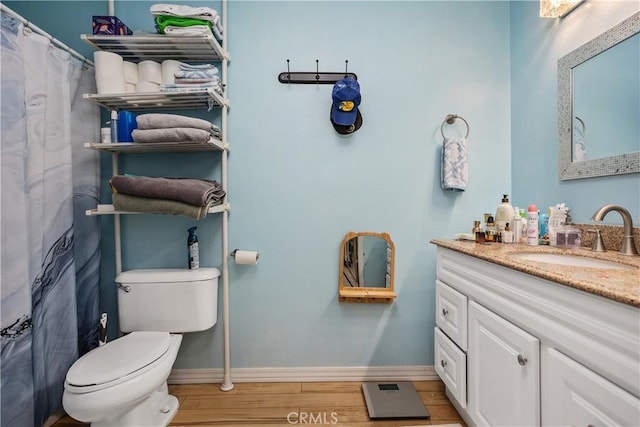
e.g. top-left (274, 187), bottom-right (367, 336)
top-left (63, 267), bottom-right (220, 427)
top-left (63, 332), bottom-right (182, 427)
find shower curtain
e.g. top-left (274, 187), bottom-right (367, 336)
top-left (1, 12), bottom-right (101, 427)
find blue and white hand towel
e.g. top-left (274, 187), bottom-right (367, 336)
top-left (441, 137), bottom-right (468, 192)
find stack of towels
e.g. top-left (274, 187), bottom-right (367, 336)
top-left (132, 113), bottom-right (221, 144)
top-left (159, 63), bottom-right (222, 95)
top-left (150, 3), bottom-right (223, 41)
top-left (110, 175), bottom-right (225, 219)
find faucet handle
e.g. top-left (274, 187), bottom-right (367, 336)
top-left (587, 229), bottom-right (606, 252)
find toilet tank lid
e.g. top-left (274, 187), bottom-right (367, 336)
top-left (116, 268), bottom-right (221, 284)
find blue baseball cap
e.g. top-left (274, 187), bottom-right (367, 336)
top-left (331, 77), bottom-right (361, 126)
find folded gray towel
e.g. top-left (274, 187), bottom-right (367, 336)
top-left (136, 113), bottom-right (216, 132)
top-left (112, 193), bottom-right (221, 219)
top-left (110, 175), bottom-right (225, 207)
top-left (132, 127), bottom-right (211, 143)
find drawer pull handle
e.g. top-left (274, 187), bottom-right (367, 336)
top-left (442, 308), bottom-right (449, 316)
top-left (517, 354), bottom-right (528, 366)
top-left (440, 359), bottom-right (447, 368)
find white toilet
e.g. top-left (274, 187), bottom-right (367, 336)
top-left (63, 268), bottom-right (220, 427)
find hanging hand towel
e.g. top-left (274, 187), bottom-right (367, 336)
top-left (441, 137), bottom-right (468, 192)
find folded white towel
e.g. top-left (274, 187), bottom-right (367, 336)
top-left (163, 25), bottom-right (213, 38)
top-left (441, 137), bottom-right (468, 192)
top-left (150, 4), bottom-right (219, 25)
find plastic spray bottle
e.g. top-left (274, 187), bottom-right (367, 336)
top-left (110, 111), bottom-right (119, 143)
top-left (526, 205), bottom-right (539, 246)
top-left (187, 227), bottom-right (199, 269)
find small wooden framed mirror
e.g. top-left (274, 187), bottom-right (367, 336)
top-left (338, 231), bottom-right (396, 304)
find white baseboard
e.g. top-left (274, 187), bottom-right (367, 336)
top-left (168, 365), bottom-right (438, 384)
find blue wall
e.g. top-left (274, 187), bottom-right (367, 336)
top-left (510, 0), bottom-right (640, 223)
top-left (7, 0), bottom-right (636, 372)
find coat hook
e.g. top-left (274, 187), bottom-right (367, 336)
top-left (286, 59), bottom-right (291, 82)
top-left (345, 60), bottom-right (349, 77)
top-left (315, 59), bottom-right (319, 82)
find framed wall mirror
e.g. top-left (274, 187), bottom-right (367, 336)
top-left (558, 12), bottom-right (640, 180)
top-left (338, 231), bottom-right (396, 304)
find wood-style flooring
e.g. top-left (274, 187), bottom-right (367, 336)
top-left (53, 380), bottom-right (466, 426)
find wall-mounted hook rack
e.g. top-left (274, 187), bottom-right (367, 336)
top-left (278, 59), bottom-right (357, 84)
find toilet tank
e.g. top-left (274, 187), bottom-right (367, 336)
top-left (116, 268), bottom-right (220, 333)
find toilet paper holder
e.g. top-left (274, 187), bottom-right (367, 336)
top-left (230, 249), bottom-right (260, 263)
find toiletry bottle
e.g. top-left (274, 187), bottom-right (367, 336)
top-left (110, 111), bottom-right (119, 143)
top-left (485, 215), bottom-right (497, 242)
top-left (539, 211), bottom-right (549, 240)
top-left (519, 209), bottom-right (527, 243)
top-left (512, 208), bottom-right (522, 244)
top-left (526, 205), bottom-right (539, 246)
top-left (502, 223), bottom-right (513, 243)
top-left (495, 194), bottom-right (515, 235)
top-left (472, 220), bottom-right (481, 235)
top-left (187, 227), bottom-right (199, 269)
top-left (473, 220), bottom-right (485, 243)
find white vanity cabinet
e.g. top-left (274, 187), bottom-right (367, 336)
top-left (434, 246), bottom-right (640, 427)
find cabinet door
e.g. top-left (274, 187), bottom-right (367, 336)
top-left (542, 347), bottom-right (640, 427)
top-left (468, 301), bottom-right (540, 427)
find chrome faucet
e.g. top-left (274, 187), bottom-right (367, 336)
top-left (590, 205), bottom-right (639, 256)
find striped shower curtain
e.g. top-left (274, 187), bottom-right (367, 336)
top-left (0, 12), bottom-right (101, 427)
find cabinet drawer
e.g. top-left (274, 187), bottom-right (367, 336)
top-left (434, 327), bottom-right (467, 408)
top-left (542, 347), bottom-right (640, 427)
top-left (436, 280), bottom-right (468, 350)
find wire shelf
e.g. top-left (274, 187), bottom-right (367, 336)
top-left (83, 89), bottom-right (225, 111)
top-left (85, 203), bottom-right (228, 216)
top-left (84, 138), bottom-right (227, 153)
top-left (81, 34), bottom-right (225, 62)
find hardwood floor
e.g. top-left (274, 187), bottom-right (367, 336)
top-left (54, 380), bottom-right (466, 426)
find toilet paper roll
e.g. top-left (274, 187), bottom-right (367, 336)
top-left (94, 51), bottom-right (126, 94)
top-left (123, 61), bottom-right (138, 84)
top-left (161, 59), bottom-right (184, 85)
top-left (138, 60), bottom-right (162, 84)
top-left (234, 250), bottom-right (259, 265)
top-left (135, 81), bottom-right (160, 93)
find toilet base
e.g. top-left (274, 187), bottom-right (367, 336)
top-left (92, 385), bottom-right (178, 427)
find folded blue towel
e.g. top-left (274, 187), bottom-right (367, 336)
top-left (441, 137), bottom-right (468, 192)
top-left (174, 69), bottom-right (218, 79)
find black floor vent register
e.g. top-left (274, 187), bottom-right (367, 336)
top-left (362, 382), bottom-right (430, 420)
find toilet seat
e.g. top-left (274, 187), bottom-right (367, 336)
top-left (65, 331), bottom-right (170, 392)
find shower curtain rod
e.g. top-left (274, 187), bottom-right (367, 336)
top-left (1, 3), bottom-right (94, 67)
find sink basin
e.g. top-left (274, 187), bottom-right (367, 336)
top-left (509, 252), bottom-right (637, 270)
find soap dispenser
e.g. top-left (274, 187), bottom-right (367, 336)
top-left (495, 194), bottom-right (515, 235)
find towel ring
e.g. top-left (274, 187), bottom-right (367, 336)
top-left (441, 114), bottom-right (470, 139)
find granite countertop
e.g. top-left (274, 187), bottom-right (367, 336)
top-left (430, 239), bottom-right (640, 307)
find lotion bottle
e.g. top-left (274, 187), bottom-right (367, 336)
top-left (526, 205), bottom-right (539, 246)
top-left (495, 194), bottom-right (515, 235)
